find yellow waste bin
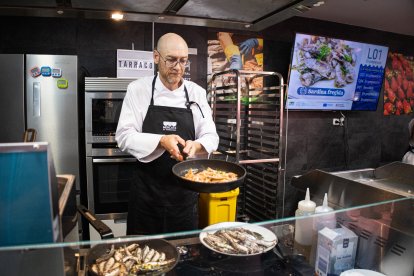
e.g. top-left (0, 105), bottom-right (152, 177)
top-left (198, 188), bottom-right (239, 228)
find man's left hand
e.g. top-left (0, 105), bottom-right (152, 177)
top-left (182, 140), bottom-right (204, 158)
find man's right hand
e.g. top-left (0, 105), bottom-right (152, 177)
top-left (159, 135), bottom-right (186, 161)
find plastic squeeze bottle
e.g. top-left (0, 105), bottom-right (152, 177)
top-left (309, 193), bottom-right (336, 264)
top-left (294, 187), bottom-right (316, 260)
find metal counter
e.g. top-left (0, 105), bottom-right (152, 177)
top-left (291, 161), bottom-right (414, 275)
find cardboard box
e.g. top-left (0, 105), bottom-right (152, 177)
top-left (315, 226), bottom-right (358, 276)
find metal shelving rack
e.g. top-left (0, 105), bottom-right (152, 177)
top-left (208, 69), bottom-right (285, 221)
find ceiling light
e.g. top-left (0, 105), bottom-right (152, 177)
top-left (111, 12), bottom-right (124, 21)
top-left (313, 1), bottom-right (325, 7)
top-left (158, 16), bottom-right (165, 20)
top-left (57, 10), bottom-right (64, 15)
top-left (244, 24), bottom-right (251, 28)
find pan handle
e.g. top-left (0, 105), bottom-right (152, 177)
top-left (77, 205), bottom-right (114, 240)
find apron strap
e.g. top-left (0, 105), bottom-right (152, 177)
top-left (183, 84), bottom-right (205, 118)
top-left (150, 75), bottom-right (157, 106)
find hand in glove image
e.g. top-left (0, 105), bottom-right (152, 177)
top-left (239, 38), bottom-right (263, 56)
top-left (218, 32), bottom-right (242, 70)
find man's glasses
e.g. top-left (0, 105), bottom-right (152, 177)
top-left (156, 50), bottom-right (189, 68)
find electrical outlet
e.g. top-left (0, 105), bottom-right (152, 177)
top-left (333, 118), bottom-right (340, 126)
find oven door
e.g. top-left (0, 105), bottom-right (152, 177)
top-left (86, 156), bottom-right (137, 220)
top-left (85, 92), bottom-right (125, 144)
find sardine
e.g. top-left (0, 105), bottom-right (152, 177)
top-left (159, 252), bottom-right (166, 262)
top-left (141, 245), bottom-right (149, 261)
top-left (114, 250), bottom-right (123, 262)
top-left (144, 248), bottom-right (155, 263)
top-left (104, 257), bottom-right (115, 272)
top-left (126, 243), bottom-right (139, 252)
top-left (151, 251), bottom-right (161, 262)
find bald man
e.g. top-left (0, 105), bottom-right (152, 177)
top-left (116, 33), bottom-right (219, 235)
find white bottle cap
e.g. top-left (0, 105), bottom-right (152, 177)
top-left (315, 193), bottom-right (334, 213)
top-left (298, 187), bottom-right (316, 212)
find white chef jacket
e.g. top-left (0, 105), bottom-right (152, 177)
top-left (115, 74), bottom-right (219, 162)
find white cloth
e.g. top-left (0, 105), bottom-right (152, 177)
top-left (116, 74), bottom-right (219, 162)
top-left (402, 151), bottom-right (414, 165)
top-left (402, 118), bottom-right (414, 165)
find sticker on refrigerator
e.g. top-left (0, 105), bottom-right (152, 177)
top-left (41, 66), bottom-right (52, 77)
top-left (30, 66), bottom-right (41, 78)
top-left (51, 68), bottom-right (62, 78)
top-left (57, 78), bottom-right (68, 89)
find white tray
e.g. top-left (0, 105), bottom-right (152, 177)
top-left (199, 222), bottom-right (277, 256)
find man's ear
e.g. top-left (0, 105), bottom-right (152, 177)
top-left (153, 51), bottom-right (159, 65)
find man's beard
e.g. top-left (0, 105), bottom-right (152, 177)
top-left (166, 73), bottom-right (182, 84)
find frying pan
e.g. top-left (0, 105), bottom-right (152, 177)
top-left (77, 205), bottom-right (180, 275)
top-left (172, 159), bottom-right (246, 193)
top-left (87, 239), bottom-right (179, 276)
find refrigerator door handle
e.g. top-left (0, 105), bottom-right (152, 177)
top-left (33, 82), bottom-right (41, 117)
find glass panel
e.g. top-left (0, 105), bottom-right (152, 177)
top-left (1, 190), bottom-right (413, 275)
top-left (92, 161), bottom-right (134, 214)
top-left (91, 99), bottom-right (123, 135)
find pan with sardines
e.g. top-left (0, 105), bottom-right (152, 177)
top-left (199, 222), bottom-right (277, 256)
top-left (172, 159), bottom-right (246, 193)
top-left (88, 239), bottom-right (179, 276)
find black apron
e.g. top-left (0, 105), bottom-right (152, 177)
top-left (127, 75), bottom-right (198, 235)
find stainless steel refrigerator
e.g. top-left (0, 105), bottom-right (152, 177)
top-left (0, 54), bottom-right (79, 184)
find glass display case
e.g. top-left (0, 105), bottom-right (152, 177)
top-left (1, 196), bottom-right (413, 276)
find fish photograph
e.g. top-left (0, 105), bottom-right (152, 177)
top-left (293, 35), bottom-right (358, 88)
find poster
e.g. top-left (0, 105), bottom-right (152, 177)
top-left (383, 52), bottom-right (414, 115)
top-left (207, 32), bottom-right (263, 89)
top-left (286, 33), bottom-right (388, 111)
top-left (117, 49), bottom-right (154, 78)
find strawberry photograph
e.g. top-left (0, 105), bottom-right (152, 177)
top-left (383, 52), bottom-right (414, 116)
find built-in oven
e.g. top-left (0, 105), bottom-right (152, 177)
top-left (85, 78), bottom-right (135, 231)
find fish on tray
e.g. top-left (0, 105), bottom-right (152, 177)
top-left (202, 227), bottom-right (276, 255)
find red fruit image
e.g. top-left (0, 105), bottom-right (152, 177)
top-left (395, 99), bottom-right (403, 110)
top-left (403, 79), bottom-right (409, 91)
top-left (407, 82), bottom-right (414, 97)
top-left (403, 100), bottom-right (412, 114)
top-left (406, 67), bottom-right (413, 80)
top-left (386, 88), bottom-right (397, 103)
top-left (392, 58), bottom-right (403, 72)
top-left (385, 78), bottom-right (390, 90)
top-left (390, 77), bottom-right (399, 91)
top-left (397, 87), bottom-right (406, 100)
top-left (397, 73), bottom-right (403, 87)
top-left (385, 67), bottom-right (393, 79)
top-left (384, 109), bottom-right (389, 115)
top-left (395, 109), bottom-right (401, 115)
top-left (384, 102), bottom-right (394, 114)
top-left (410, 98), bottom-right (414, 108)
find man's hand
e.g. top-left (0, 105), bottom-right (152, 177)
top-left (182, 140), bottom-right (205, 158)
top-left (160, 135), bottom-right (186, 161)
